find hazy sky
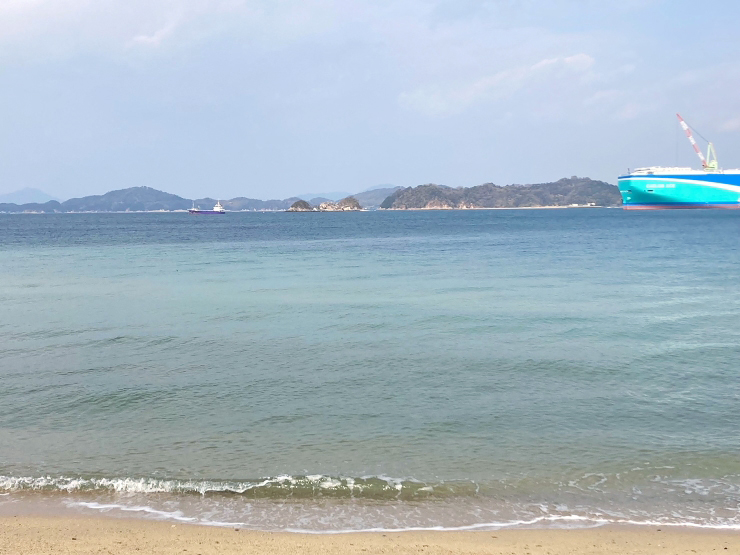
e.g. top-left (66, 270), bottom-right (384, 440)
top-left (2, 0), bottom-right (740, 200)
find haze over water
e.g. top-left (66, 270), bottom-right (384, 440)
top-left (1, 209), bottom-right (739, 531)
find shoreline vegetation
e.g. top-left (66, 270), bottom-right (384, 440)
top-left (0, 178), bottom-right (621, 213)
top-left (1, 516), bottom-right (738, 554)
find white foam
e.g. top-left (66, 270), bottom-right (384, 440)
top-left (65, 499), bottom-right (740, 534)
top-left (69, 501), bottom-right (198, 523)
top-left (0, 473), bottom-right (429, 496)
top-left (285, 514), bottom-right (740, 534)
top-left (66, 501), bottom-right (249, 528)
top-left (285, 515), bottom-right (604, 534)
top-left (6, 473), bottom-right (740, 533)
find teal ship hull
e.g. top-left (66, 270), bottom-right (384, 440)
top-left (618, 171), bottom-right (740, 209)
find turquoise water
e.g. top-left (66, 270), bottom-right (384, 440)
top-left (1, 209), bottom-right (739, 530)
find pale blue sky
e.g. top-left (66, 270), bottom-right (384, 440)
top-left (2, 0), bottom-right (740, 200)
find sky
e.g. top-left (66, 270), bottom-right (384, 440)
top-left (2, 0), bottom-right (740, 201)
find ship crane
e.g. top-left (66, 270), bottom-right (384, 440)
top-left (677, 113), bottom-right (718, 171)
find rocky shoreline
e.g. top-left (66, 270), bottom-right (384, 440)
top-left (288, 196), bottom-right (362, 211)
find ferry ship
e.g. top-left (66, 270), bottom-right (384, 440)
top-left (618, 115), bottom-right (740, 209)
top-left (188, 201), bottom-right (226, 214)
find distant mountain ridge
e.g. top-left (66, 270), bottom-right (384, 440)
top-left (0, 187), bottom-right (192, 213)
top-left (295, 191), bottom-right (352, 202)
top-left (0, 187), bottom-right (299, 213)
top-left (295, 186), bottom-right (401, 208)
top-left (352, 186), bottom-right (402, 209)
top-left (0, 179), bottom-right (620, 213)
top-left (0, 185), bottom-right (402, 213)
top-left (380, 178), bottom-right (621, 209)
top-left (0, 188), bottom-right (60, 204)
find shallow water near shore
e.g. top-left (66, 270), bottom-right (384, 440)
top-left (1, 209), bottom-right (739, 531)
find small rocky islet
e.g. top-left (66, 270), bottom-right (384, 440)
top-left (288, 196), bottom-right (362, 211)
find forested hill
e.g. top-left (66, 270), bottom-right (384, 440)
top-left (380, 178), bottom-right (622, 209)
top-left (62, 187), bottom-right (191, 212)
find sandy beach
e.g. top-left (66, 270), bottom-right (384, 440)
top-left (0, 516), bottom-right (738, 555)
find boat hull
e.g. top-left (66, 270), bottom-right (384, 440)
top-left (618, 174), bottom-right (740, 209)
top-left (188, 210), bottom-right (225, 214)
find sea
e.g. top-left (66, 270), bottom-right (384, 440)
top-left (1, 208), bottom-right (739, 532)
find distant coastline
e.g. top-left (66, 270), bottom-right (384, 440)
top-left (0, 178), bottom-right (621, 213)
top-left (0, 186), bottom-right (400, 214)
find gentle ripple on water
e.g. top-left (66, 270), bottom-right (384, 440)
top-left (0, 209), bottom-right (739, 530)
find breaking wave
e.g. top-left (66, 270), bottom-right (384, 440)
top-left (3, 472), bottom-right (740, 532)
top-left (0, 474), bottom-right (475, 500)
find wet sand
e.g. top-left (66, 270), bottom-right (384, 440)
top-left (1, 516), bottom-right (739, 554)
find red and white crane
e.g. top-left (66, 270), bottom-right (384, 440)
top-left (677, 113), bottom-right (718, 171)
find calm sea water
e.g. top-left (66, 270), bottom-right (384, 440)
top-left (1, 209), bottom-right (739, 531)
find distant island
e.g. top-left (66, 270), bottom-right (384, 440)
top-left (0, 178), bottom-right (621, 213)
top-left (288, 196), bottom-right (362, 211)
top-left (380, 177), bottom-right (621, 209)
